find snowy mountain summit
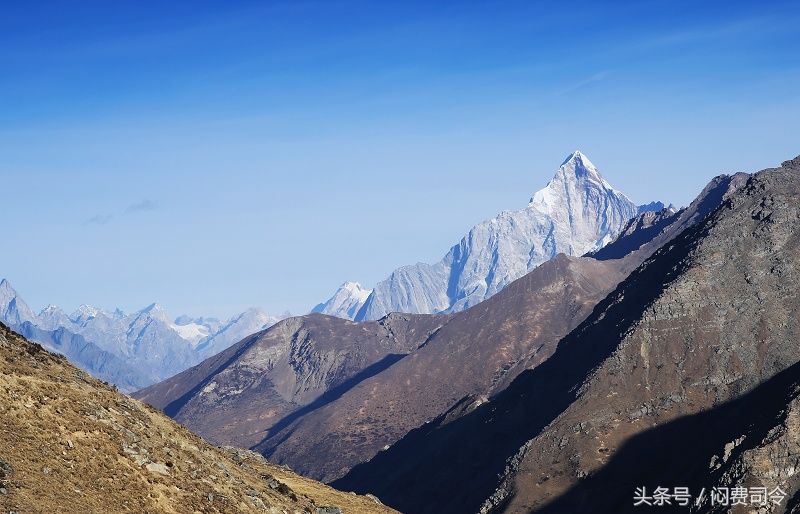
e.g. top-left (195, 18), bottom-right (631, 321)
top-left (0, 279), bottom-right (286, 391)
top-left (529, 150), bottom-right (641, 252)
top-left (312, 282), bottom-right (371, 318)
top-left (318, 151), bottom-right (664, 320)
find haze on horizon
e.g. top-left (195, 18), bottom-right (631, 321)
top-left (1, 0), bottom-right (799, 318)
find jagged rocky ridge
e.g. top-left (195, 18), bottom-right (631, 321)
top-left (317, 151), bottom-right (665, 321)
top-left (0, 323), bottom-right (395, 514)
top-left (335, 156), bottom-right (800, 514)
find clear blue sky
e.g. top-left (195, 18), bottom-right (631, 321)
top-left (2, 0), bottom-right (799, 318)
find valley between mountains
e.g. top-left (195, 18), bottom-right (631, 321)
top-left (4, 152), bottom-right (800, 514)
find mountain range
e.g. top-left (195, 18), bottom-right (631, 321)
top-left (132, 152), bottom-right (800, 514)
top-left (134, 154), bottom-right (748, 488)
top-left (314, 151), bottom-right (667, 321)
top-left (0, 151), bottom-right (655, 395)
top-left (7, 151), bottom-right (800, 514)
top-left (0, 281), bottom-right (285, 391)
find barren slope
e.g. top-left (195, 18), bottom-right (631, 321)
top-left (256, 255), bottom-right (626, 482)
top-left (0, 323), bottom-right (396, 514)
top-left (134, 312), bottom-right (447, 448)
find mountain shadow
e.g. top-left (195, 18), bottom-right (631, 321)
top-left (535, 357), bottom-right (800, 513)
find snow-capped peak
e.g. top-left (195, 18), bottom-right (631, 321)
top-left (0, 278), bottom-right (17, 298)
top-left (312, 281), bottom-right (373, 319)
top-left (39, 304), bottom-right (63, 315)
top-left (70, 304), bottom-right (105, 323)
top-left (560, 150), bottom-right (596, 170)
top-left (529, 150), bottom-right (631, 214)
top-left (340, 282), bottom-right (372, 302)
top-left (138, 302), bottom-right (170, 323)
top-left (0, 278), bottom-right (37, 326)
top-left (169, 320), bottom-right (211, 346)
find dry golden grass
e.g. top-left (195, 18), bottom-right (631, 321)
top-left (0, 324), bottom-right (397, 514)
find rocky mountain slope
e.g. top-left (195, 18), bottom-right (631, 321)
top-left (257, 255), bottom-right (627, 482)
top-left (318, 151), bottom-right (664, 321)
top-left (0, 281), bottom-right (285, 391)
top-left (0, 323), bottom-right (395, 514)
top-left (134, 312), bottom-right (448, 449)
top-left (336, 156), bottom-right (800, 514)
top-left (253, 169), bottom-right (746, 483)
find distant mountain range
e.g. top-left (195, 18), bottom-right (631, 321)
top-left (1, 151), bottom-right (659, 393)
top-left (314, 151), bottom-right (667, 320)
top-left (0, 280), bottom-right (285, 391)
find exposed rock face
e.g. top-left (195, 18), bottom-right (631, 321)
top-left (535, 358), bottom-right (800, 514)
top-left (0, 323), bottom-right (396, 514)
top-left (592, 172), bottom-right (749, 263)
top-left (133, 312), bottom-right (448, 449)
top-left (318, 152), bottom-right (663, 320)
top-left (335, 157), bottom-right (800, 514)
top-left (255, 255), bottom-right (628, 482)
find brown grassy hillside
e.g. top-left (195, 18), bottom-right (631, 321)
top-left (0, 323), bottom-right (396, 514)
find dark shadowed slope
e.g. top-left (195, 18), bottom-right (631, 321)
top-left (536, 356), bottom-right (800, 513)
top-left (336, 158), bottom-right (798, 514)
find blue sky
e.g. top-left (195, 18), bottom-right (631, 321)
top-left (2, 0), bottom-right (799, 317)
